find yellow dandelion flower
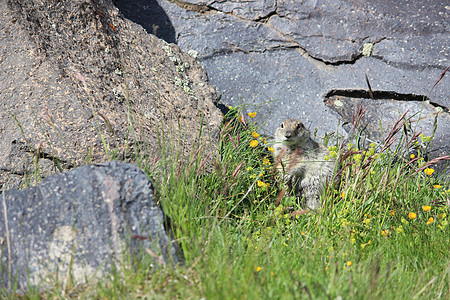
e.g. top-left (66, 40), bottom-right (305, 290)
top-left (410, 153), bottom-right (415, 159)
top-left (248, 112), bottom-right (257, 118)
top-left (408, 212), bottom-right (416, 220)
top-left (422, 205), bottom-right (431, 212)
top-left (267, 146), bottom-right (275, 153)
top-left (426, 217), bottom-right (434, 225)
top-left (252, 131), bottom-right (260, 138)
top-left (346, 261), bottom-right (352, 267)
top-left (433, 185), bottom-right (442, 189)
top-left (262, 157), bottom-right (271, 165)
top-left (424, 168), bottom-right (434, 176)
top-left (228, 105), bottom-right (233, 109)
top-left (340, 192), bottom-right (345, 198)
top-left (381, 230), bottom-right (388, 236)
top-left (257, 180), bottom-right (269, 188)
top-left (250, 140), bottom-right (258, 148)
top-left (255, 266), bottom-right (262, 272)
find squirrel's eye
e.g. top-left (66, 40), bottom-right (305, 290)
top-left (280, 123), bottom-right (284, 128)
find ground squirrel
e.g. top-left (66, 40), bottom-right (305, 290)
top-left (273, 119), bottom-right (336, 210)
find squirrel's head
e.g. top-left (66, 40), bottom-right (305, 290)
top-left (278, 119), bottom-right (310, 140)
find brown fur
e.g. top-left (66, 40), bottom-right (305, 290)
top-left (273, 119), bottom-right (336, 209)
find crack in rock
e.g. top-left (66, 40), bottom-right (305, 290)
top-left (166, 0), bottom-right (447, 70)
top-left (165, 0), bottom-right (217, 14)
top-left (324, 89), bottom-right (448, 113)
top-left (166, 0), bottom-right (392, 67)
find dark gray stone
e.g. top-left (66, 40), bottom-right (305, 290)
top-left (0, 161), bottom-right (181, 291)
top-left (115, 0), bottom-right (449, 175)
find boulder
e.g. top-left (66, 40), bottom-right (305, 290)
top-left (0, 161), bottom-right (182, 291)
top-left (117, 0), bottom-right (449, 174)
top-left (0, 0), bottom-right (223, 190)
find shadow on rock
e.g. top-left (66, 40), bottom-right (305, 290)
top-left (114, 0), bottom-right (176, 43)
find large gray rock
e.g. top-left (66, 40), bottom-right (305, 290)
top-left (115, 0), bottom-right (449, 174)
top-left (0, 0), bottom-right (223, 190)
top-left (0, 161), bottom-right (181, 291)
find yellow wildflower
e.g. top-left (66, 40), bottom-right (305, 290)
top-left (248, 112), bottom-right (257, 118)
top-left (361, 241), bottom-right (371, 249)
top-left (262, 157), bottom-right (271, 165)
top-left (433, 185), bottom-right (442, 189)
top-left (346, 261), bottom-right (352, 267)
top-left (410, 153), bottom-right (415, 159)
top-left (396, 225), bottom-right (404, 234)
top-left (255, 266), bottom-right (262, 272)
top-left (424, 168), bottom-right (434, 176)
top-left (257, 180), bottom-right (269, 188)
top-left (250, 140), bottom-right (258, 148)
top-left (390, 210), bottom-right (396, 216)
top-left (426, 217), bottom-right (434, 225)
top-left (354, 154), bottom-right (363, 162)
top-left (422, 205), bottom-right (431, 212)
top-left (408, 212), bottom-right (416, 220)
top-left (228, 105), bottom-right (233, 109)
top-left (381, 230), bottom-right (388, 236)
top-left (252, 131), bottom-right (260, 138)
top-left (267, 146), bottom-right (274, 153)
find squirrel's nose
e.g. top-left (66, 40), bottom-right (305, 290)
top-left (285, 131), bottom-right (292, 138)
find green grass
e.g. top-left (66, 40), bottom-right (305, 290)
top-left (6, 105), bottom-right (450, 299)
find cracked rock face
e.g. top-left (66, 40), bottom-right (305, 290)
top-left (0, 0), bottom-right (222, 190)
top-left (116, 0), bottom-right (449, 175)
